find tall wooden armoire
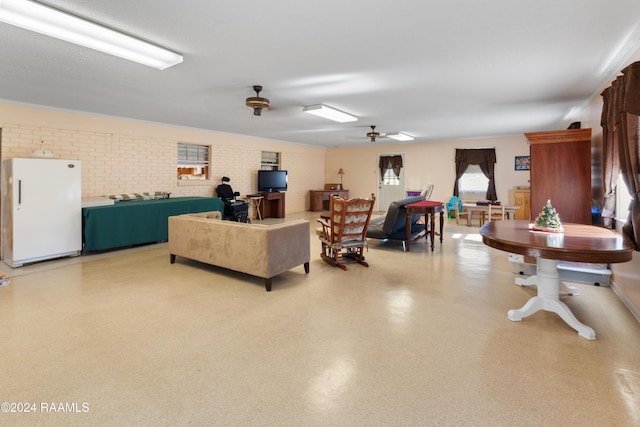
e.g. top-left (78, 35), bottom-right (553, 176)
top-left (524, 128), bottom-right (592, 225)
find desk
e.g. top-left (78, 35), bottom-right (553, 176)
top-left (405, 200), bottom-right (445, 251)
top-left (241, 195), bottom-right (263, 220)
top-left (82, 197), bottom-right (223, 252)
top-left (480, 220), bottom-right (633, 339)
top-left (310, 190), bottom-right (349, 211)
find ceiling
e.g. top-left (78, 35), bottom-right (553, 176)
top-left (1, 0), bottom-right (640, 148)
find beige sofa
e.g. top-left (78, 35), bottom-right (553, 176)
top-left (168, 211), bottom-right (310, 291)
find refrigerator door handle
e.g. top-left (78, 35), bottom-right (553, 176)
top-left (18, 179), bottom-right (22, 204)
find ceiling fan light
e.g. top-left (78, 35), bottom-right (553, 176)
top-left (245, 85), bottom-right (270, 116)
top-left (387, 132), bottom-right (414, 141)
top-left (0, 0), bottom-right (183, 69)
top-left (303, 104), bottom-right (357, 123)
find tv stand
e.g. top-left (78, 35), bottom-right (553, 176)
top-left (259, 192), bottom-right (285, 218)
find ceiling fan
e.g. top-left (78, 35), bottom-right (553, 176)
top-left (245, 85), bottom-right (270, 116)
top-left (366, 125), bottom-right (383, 142)
top-left (365, 125), bottom-right (414, 142)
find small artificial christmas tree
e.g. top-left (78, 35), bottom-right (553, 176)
top-left (533, 199), bottom-right (564, 232)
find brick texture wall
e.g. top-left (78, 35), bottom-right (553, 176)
top-left (1, 112), bottom-right (325, 212)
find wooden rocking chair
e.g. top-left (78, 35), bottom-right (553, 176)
top-left (317, 194), bottom-right (375, 270)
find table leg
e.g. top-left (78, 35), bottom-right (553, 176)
top-left (255, 198), bottom-right (262, 221)
top-left (507, 258), bottom-right (595, 340)
top-left (429, 212), bottom-right (435, 251)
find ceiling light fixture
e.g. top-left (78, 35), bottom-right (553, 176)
top-left (245, 85), bottom-right (270, 116)
top-left (366, 125), bottom-right (380, 142)
top-left (386, 132), bottom-right (414, 141)
top-left (0, 0), bottom-right (183, 70)
top-left (302, 104), bottom-right (358, 123)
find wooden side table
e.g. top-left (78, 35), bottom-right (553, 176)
top-left (241, 195), bottom-right (263, 220)
top-left (405, 200), bottom-right (445, 251)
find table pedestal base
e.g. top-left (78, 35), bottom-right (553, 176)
top-left (507, 258), bottom-right (595, 340)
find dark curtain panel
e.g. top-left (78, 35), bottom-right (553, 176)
top-left (601, 61), bottom-right (640, 250)
top-left (600, 78), bottom-right (621, 228)
top-left (453, 148), bottom-right (497, 200)
top-left (379, 155), bottom-right (403, 178)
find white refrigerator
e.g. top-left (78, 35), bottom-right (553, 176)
top-left (2, 158), bottom-right (82, 267)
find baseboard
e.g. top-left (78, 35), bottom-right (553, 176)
top-left (611, 280), bottom-right (640, 323)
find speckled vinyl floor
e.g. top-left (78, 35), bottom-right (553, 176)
top-left (1, 213), bottom-right (639, 426)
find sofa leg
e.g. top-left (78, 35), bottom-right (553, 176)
top-left (304, 262), bottom-right (310, 274)
top-left (265, 278), bottom-right (272, 292)
top-left (170, 254), bottom-right (176, 264)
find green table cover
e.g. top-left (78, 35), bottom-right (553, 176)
top-left (82, 197), bottom-right (224, 252)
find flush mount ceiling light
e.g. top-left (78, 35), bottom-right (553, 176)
top-left (0, 0), bottom-right (183, 70)
top-left (245, 85), bottom-right (270, 116)
top-left (302, 104), bottom-right (358, 123)
top-left (386, 132), bottom-right (414, 141)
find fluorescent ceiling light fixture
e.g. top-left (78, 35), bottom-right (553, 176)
top-left (386, 132), bottom-right (414, 141)
top-left (303, 104), bottom-right (358, 123)
top-left (0, 0), bottom-right (183, 69)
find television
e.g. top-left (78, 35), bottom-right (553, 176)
top-left (258, 170), bottom-right (288, 192)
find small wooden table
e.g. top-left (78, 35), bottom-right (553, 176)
top-left (480, 220), bottom-right (633, 339)
top-left (241, 195), bottom-right (263, 220)
top-left (405, 200), bottom-right (445, 251)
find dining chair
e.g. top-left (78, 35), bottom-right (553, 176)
top-left (486, 204), bottom-right (506, 222)
top-left (454, 201), bottom-right (470, 226)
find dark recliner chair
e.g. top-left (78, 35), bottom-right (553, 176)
top-left (366, 196), bottom-right (427, 251)
top-left (215, 177), bottom-right (249, 222)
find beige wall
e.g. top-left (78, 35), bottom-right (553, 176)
top-left (0, 102), bottom-right (325, 213)
top-left (325, 135), bottom-right (531, 210)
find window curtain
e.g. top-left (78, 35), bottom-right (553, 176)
top-left (453, 148), bottom-right (497, 200)
top-left (379, 155), bottom-right (403, 178)
top-left (600, 79), bottom-right (621, 228)
top-left (600, 61), bottom-right (640, 250)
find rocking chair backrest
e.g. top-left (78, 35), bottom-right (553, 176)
top-left (328, 194), bottom-right (375, 245)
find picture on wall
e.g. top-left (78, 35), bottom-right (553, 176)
top-left (515, 155), bottom-right (530, 171)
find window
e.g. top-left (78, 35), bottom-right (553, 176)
top-left (459, 164), bottom-right (489, 199)
top-left (177, 143), bottom-right (209, 180)
top-left (382, 167), bottom-right (400, 185)
top-left (616, 173), bottom-right (632, 223)
top-left (261, 151), bottom-right (280, 170)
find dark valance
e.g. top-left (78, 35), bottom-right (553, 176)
top-left (379, 155), bottom-right (403, 178)
top-left (454, 148), bottom-right (496, 165)
top-left (621, 62), bottom-right (640, 116)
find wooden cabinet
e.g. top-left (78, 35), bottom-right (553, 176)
top-left (513, 189), bottom-right (530, 220)
top-left (309, 190), bottom-right (349, 212)
top-left (525, 128), bottom-right (592, 225)
top-left (259, 192), bottom-right (285, 218)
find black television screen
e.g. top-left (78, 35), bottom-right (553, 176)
top-left (258, 170), bottom-right (288, 192)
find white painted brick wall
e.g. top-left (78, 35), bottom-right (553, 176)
top-left (1, 121), bottom-right (326, 212)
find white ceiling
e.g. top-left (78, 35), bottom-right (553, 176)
top-left (1, 0), bottom-right (640, 148)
